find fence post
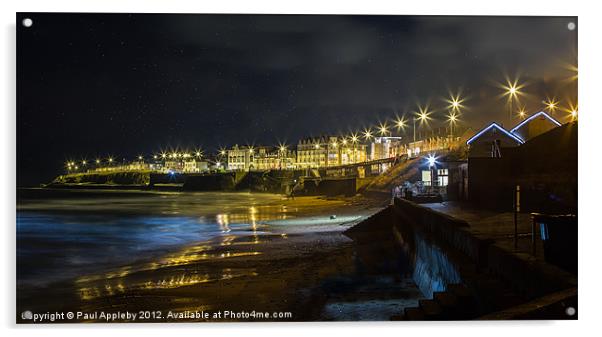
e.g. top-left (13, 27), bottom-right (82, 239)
top-left (514, 185), bottom-right (520, 249)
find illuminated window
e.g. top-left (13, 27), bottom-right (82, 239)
top-left (437, 169), bottom-right (449, 186)
top-left (422, 170), bottom-right (432, 186)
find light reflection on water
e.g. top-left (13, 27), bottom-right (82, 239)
top-left (17, 192), bottom-right (289, 288)
top-left (78, 267), bottom-right (260, 301)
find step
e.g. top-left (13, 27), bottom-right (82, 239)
top-left (403, 307), bottom-right (425, 321)
top-left (419, 299), bottom-right (442, 319)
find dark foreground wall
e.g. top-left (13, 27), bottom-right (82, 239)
top-left (182, 173), bottom-right (236, 191)
top-left (344, 206), bottom-right (464, 300)
top-left (345, 198), bottom-right (577, 319)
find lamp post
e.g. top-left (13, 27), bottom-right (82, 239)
top-left (544, 98), bottom-right (559, 117)
top-left (351, 134), bottom-right (359, 163)
top-left (447, 112), bottom-right (458, 139)
top-left (501, 78), bottom-right (523, 125)
top-left (414, 108), bottom-right (430, 142)
top-left (279, 144), bottom-right (286, 170)
top-left (518, 107), bottom-right (527, 120)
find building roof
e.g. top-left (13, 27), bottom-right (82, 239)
top-left (466, 122), bottom-right (525, 145)
top-left (509, 111), bottom-right (561, 141)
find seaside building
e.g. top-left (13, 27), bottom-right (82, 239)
top-left (406, 136), bottom-right (459, 158)
top-left (182, 159), bottom-right (209, 173)
top-left (296, 136), bottom-right (334, 168)
top-left (466, 120), bottom-right (576, 211)
top-left (509, 111), bottom-right (561, 142)
top-left (227, 145), bottom-right (254, 171)
top-left (370, 137), bottom-right (403, 160)
top-left (296, 136), bottom-right (367, 168)
top-left (253, 146), bottom-right (296, 171)
top-left (466, 122), bottom-right (524, 158)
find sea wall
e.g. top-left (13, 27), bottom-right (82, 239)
top-left (50, 169), bottom-right (360, 196)
top-left (51, 171), bottom-right (151, 185)
top-left (345, 198), bottom-right (577, 319)
top-left (391, 198), bottom-right (576, 300)
top-left (344, 207), bottom-right (463, 299)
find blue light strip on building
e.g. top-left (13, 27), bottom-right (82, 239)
top-left (466, 122), bottom-right (525, 145)
top-left (509, 111), bottom-right (562, 134)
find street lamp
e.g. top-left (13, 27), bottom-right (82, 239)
top-left (395, 115), bottom-right (407, 133)
top-left (413, 105), bottom-right (431, 142)
top-left (446, 93), bottom-right (465, 113)
top-left (544, 97), bottom-right (559, 116)
top-left (446, 112), bottom-right (458, 138)
top-left (517, 107), bottom-right (527, 120)
top-left (349, 133), bottom-right (359, 163)
top-left (564, 103), bottom-right (578, 121)
top-left (501, 78), bottom-right (525, 124)
top-left (363, 128), bottom-right (373, 141)
top-left (378, 122), bottom-right (389, 137)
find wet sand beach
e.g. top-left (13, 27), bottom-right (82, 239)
top-left (17, 190), bottom-right (424, 322)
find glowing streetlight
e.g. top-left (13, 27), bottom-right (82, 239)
top-left (500, 77), bottom-right (525, 123)
top-left (161, 153), bottom-right (167, 159)
top-left (395, 115), bottom-right (407, 132)
top-left (445, 93), bottom-right (465, 113)
top-left (378, 122), bottom-right (389, 136)
top-left (517, 107), bottom-right (527, 120)
top-left (363, 128), bottom-right (373, 140)
top-left (108, 157), bottom-right (113, 163)
top-left (446, 112), bottom-right (459, 138)
top-left (413, 105), bottom-right (432, 142)
top-left (138, 155), bottom-right (143, 160)
top-left (153, 155), bottom-right (158, 160)
top-left (95, 159), bottom-right (100, 164)
top-left (350, 133), bottom-right (359, 144)
top-left (564, 103), bottom-right (578, 121)
top-left (82, 160), bottom-right (87, 165)
top-left (501, 79), bottom-right (524, 100)
top-left (544, 97), bottom-right (559, 115)
top-left (426, 154), bottom-right (437, 167)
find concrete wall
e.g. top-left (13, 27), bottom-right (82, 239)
top-left (344, 206), bottom-right (464, 300)
top-left (391, 198), bottom-right (576, 299)
top-left (182, 173), bottom-right (236, 191)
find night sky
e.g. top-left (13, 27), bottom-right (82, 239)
top-left (17, 14), bottom-right (577, 186)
